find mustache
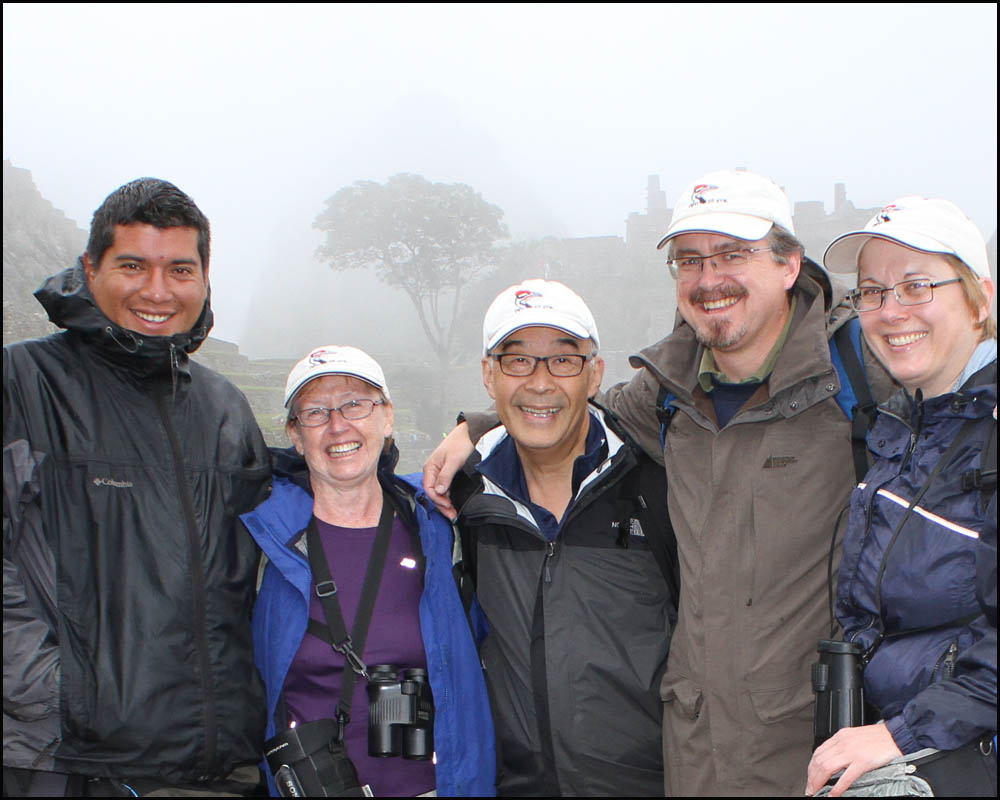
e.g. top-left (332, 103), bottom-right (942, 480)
top-left (688, 282), bottom-right (749, 305)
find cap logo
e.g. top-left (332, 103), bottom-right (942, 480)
top-left (514, 289), bottom-right (551, 311)
top-left (874, 204), bottom-right (900, 225)
top-left (307, 347), bottom-right (341, 366)
top-left (689, 183), bottom-right (724, 207)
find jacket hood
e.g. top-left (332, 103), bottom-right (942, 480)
top-left (34, 259), bottom-right (213, 373)
top-left (801, 255), bottom-right (836, 312)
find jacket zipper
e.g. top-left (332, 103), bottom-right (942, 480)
top-left (858, 401), bottom-right (923, 593)
top-left (155, 392), bottom-right (217, 775)
top-left (543, 541), bottom-right (556, 584)
top-left (931, 641), bottom-right (959, 683)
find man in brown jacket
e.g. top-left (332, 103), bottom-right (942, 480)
top-left (424, 169), bottom-right (892, 795)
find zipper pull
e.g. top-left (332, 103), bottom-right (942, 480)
top-left (544, 541), bottom-right (556, 584)
top-left (942, 642), bottom-right (958, 681)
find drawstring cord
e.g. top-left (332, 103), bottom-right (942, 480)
top-left (105, 322), bottom-right (194, 395)
top-left (106, 326), bottom-right (141, 354)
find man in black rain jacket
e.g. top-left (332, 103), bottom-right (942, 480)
top-left (3, 178), bottom-right (271, 795)
top-left (452, 279), bottom-right (678, 796)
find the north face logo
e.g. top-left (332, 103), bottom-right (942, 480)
top-left (611, 518), bottom-right (646, 538)
top-left (763, 455), bottom-right (798, 469)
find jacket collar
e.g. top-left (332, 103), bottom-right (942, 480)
top-left (472, 404), bottom-right (627, 520)
top-left (881, 358), bottom-right (998, 423)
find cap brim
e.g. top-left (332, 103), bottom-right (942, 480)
top-left (823, 229), bottom-right (962, 274)
top-left (485, 317), bottom-right (596, 354)
top-left (284, 370), bottom-right (387, 407)
top-left (656, 213), bottom-right (774, 250)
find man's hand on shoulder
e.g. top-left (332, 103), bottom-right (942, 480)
top-left (422, 422), bottom-right (475, 521)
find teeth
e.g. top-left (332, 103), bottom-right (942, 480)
top-left (134, 311), bottom-right (172, 323)
top-left (327, 443), bottom-right (361, 455)
top-left (521, 407), bottom-right (560, 418)
top-left (702, 297), bottom-right (740, 311)
top-left (887, 332), bottom-right (926, 346)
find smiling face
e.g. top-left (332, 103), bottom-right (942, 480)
top-left (288, 375), bottom-right (394, 493)
top-left (482, 326), bottom-right (604, 464)
top-left (671, 232), bottom-right (799, 378)
top-left (857, 239), bottom-right (991, 397)
top-left (83, 223), bottom-right (208, 337)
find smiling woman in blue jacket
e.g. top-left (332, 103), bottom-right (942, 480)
top-left (241, 345), bottom-right (495, 797)
top-left (807, 197), bottom-right (997, 796)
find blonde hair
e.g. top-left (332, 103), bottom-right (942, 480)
top-left (944, 255), bottom-right (997, 341)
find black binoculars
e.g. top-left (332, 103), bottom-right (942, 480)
top-left (367, 664), bottom-right (435, 760)
top-left (812, 639), bottom-right (865, 749)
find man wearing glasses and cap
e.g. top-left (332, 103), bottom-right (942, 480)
top-left (447, 279), bottom-right (678, 796)
top-left (424, 171), bottom-right (894, 795)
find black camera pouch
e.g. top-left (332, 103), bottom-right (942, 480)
top-left (264, 718), bottom-right (366, 797)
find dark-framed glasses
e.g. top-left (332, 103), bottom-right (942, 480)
top-left (846, 278), bottom-right (962, 312)
top-left (493, 353), bottom-right (593, 378)
top-left (293, 399), bottom-right (385, 427)
top-left (665, 247), bottom-right (773, 280)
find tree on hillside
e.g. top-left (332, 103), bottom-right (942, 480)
top-left (314, 173), bottom-right (508, 433)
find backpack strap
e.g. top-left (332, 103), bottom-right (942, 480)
top-left (831, 317), bottom-right (877, 483)
top-left (655, 383), bottom-right (678, 449)
top-left (959, 362), bottom-right (997, 510)
top-left (958, 416), bottom-right (997, 524)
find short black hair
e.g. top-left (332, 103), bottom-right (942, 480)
top-left (86, 178), bottom-right (210, 268)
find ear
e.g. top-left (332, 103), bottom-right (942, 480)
top-left (382, 402), bottom-right (395, 439)
top-left (976, 277), bottom-right (995, 325)
top-left (287, 422), bottom-right (305, 455)
top-left (587, 356), bottom-right (605, 399)
top-left (482, 357), bottom-right (497, 400)
top-left (781, 251), bottom-right (802, 291)
top-left (82, 252), bottom-right (97, 287)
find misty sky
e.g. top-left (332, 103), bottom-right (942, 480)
top-left (3, 3), bottom-right (997, 356)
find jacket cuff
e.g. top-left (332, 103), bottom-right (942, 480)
top-left (884, 714), bottom-right (919, 754)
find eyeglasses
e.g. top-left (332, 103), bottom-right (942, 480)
top-left (846, 278), bottom-right (962, 312)
top-left (293, 399), bottom-right (385, 427)
top-left (492, 353), bottom-right (593, 378)
top-left (666, 247), bottom-right (773, 280)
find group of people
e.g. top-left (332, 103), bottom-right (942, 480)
top-left (3, 169), bottom-right (995, 798)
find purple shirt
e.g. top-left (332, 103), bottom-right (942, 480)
top-left (282, 515), bottom-right (436, 796)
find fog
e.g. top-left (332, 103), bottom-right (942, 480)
top-left (3, 3), bottom-right (997, 362)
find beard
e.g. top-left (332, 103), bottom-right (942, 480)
top-left (685, 282), bottom-right (750, 350)
top-left (694, 318), bottom-right (749, 350)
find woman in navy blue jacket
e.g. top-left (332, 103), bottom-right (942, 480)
top-left (242, 345), bottom-right (495, 797)
top-left (806, 197), bottom-right (997, 796)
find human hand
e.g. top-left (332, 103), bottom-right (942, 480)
top-left (422, 422), bottom-right (474, 520)
top-left (805, 722), bottom-right (903, 796)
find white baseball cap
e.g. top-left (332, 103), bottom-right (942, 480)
top-left (824, 196), bottom-right (990, 279)
top-left (656, 169), bottom-right (795, 250)
top-left (482, 279), bottom-right (600, 355)
top-left (284, 345), bottom-right (390, 407)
